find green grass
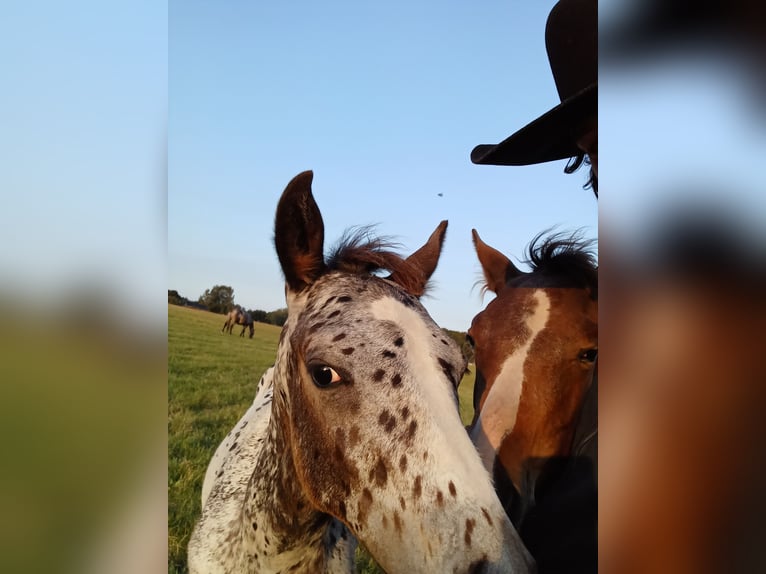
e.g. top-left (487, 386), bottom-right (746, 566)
top-left (168, 304), bottom-right (475, 574)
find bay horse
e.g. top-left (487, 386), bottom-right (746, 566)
top-left (188, 171), bottom-right (534, 574)
top-left (222, 307), bottom-right (254, 338)
top-left (467, 229), bottom-right (597, 569)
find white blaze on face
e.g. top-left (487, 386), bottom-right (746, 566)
top-left (368, 296), bottom-right (487, 483)
top-left (473, 290), bottom-right (551, 472)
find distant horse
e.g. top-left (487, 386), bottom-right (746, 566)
top-left (188, 171), bottom-right (534, 574)
top-left (467, 229), bottom-right (597, 570)
top-left (222, 307), bottom-right (254, 338)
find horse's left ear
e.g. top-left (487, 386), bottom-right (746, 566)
top-left (389, 220), bottom-right (448, 297)
top-left (274, 170), bottom-right (326, 292)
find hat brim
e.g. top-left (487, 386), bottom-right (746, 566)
top-left (471, 84), bottom-right (597, 166)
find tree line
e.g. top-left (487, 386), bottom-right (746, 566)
top-left (168, 286), bottom-right (288, 327)
top-left (168, 285), bottom-right (473, 360)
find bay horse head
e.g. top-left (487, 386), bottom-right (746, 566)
top-left (467, 229), bottom-right (597, 523)
top-left (190, 171), bottom-right (534, 574)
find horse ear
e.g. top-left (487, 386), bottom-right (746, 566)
top-left (274, 171), bottom-right (326, 292)
top-left (390, 220), bottom-right (448, 297)
top-left (472, 229), bottom-right (521, 294)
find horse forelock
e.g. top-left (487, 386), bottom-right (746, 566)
top-left (523, 230), bottom-right (598, 296)
top-left (325, 226), bottom-right (430, 298)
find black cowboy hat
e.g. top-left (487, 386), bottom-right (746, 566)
top-left (471, 0), bottom-right (597, 166)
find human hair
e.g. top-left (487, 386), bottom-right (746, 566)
top-left (564, 151), bottom-right (598, 198)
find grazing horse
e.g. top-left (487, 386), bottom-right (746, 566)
top-left (466, 229), bottom-right (597, 567)
top-left (188, 171), bottom-right (534, 574)
top-left (222, 307), bottom-right (254, 338)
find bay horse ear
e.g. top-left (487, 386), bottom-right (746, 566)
top-left (389, 220), bottom-right (448, 297)
top-left (472, 229), bottom-right (522, 294)
top-left (274, 170), bottom-right (326, 292)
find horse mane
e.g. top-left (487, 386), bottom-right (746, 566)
top-left (523, 229), bottom-right (598, 297)
top-left (325, 226), bottom-right (427, 296)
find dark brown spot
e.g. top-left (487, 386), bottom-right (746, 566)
top-left (399, 496), bottom-right (406, 511)
top-left (391, 373), bottom-right (402, 387)
top-left (332, 332), bottom-right (346, 341)
top-left (229, 442), bottom-right (238, 451)
top-left (449, 481), bottom-right (457, 497)
top-left (400, 406), bottom-right (410, 420)
top-left (373, 369), bottom-right (386, 382)
top-left (358, 488), bottom-right (373, 525)
top-left (406, 420), bottom-right (418, 442)
top-left (413, 475), bottom-right (422, 498)
top-left (338, 296), bottom-right (352, 303)
top-left (394, 336), bottom-right (404, 347)
top-left (308, 322), bottom-right (325, 333)
top-left (464, 531), bottom-right (472, 547)
top-left (328, 310), bottom-right (341, 319)
top-left (468, 558), bottom-right (489, 573)
top-left (399, 454), bottom-right (408, 473)
top-left (423, 450), bottom-right (428, 461)
top-left (371, 458), bottom-right (388, 487)
top-left (341, 347), bottom-right (355, 355)
top-left (438, 357), bottom-right (455, 383)
top-left (382, 350), bottom-right (396, 359)
top-left (393, 511), bottom-right (402, 533)
top-left (349, 426), bottom-right (360, 447)
top-left (252, 522), bottom-right (258, 531)
top-left (384, 416), bottom-right (396, 433)
top-left (481, 507), bottom-right (493, 526)
top-left (436, 490), bottom-right (444, 506)
top-left (378, 410), bottom-right (391, 426)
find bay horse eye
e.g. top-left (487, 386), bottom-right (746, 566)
top-left (579, 349), bottom-right (598, 363)
top-left (310, 365), bottom-right (342, 388)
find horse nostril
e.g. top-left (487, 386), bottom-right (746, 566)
top-left (467, 558), bottom-right (489, 574)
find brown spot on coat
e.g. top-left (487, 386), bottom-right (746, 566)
top-left (400, 406), bottom-right (410, 420)
top-left (399, 496), bottom-right (406, 511)
top-left (349, 426), bottom-right (360, 447)
top-left (436, 490), bottom-right (444, 506)
top-left (373, 369), bottom-right (385, 382)
top-left (393, 511), bottom-right (403, 534)
top-left (391, 373), bottom-right (402, 387)
top-left (481, 507), bottom-right (493, 526)
top-left (341, 347), bottom-right (355, 355)
top-left (332, 332), bottom-right (345, 341)
top-left (399, 454), bottom-right (407, 473)
top-left (357, 488), bottom-right (373, 525)
top-left (394, 336), bottom-right (404, 346)
top-left (413, 475), bottom-right (422, 498)
top-left (449, 481), bottom-right (457, 497)
top-left (371, 458), bottom-right (388, 487)
top-left (382, 350), bottom-right (396, 359)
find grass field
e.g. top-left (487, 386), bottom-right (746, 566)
top-left (168, 303), bottom-right (475, 573)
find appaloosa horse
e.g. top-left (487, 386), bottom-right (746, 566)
top-left (188, 171), bottom-right (534, 574)
top-left (467, 229), bottom-right (597, 570)
top-left (222, 307), bottom-right (254, 338)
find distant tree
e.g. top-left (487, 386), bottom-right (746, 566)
top-left (250, 309), bottom-right (268, 324)
top-left (199, 285), bottom-right (235, 314)
top-left (168, 289), bottom-right (187, 306)
top-left (266, 308), bottom-right (289, 327)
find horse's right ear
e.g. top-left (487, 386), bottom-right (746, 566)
top-left (472, 229), bottom-right (521, 294)
top-left (274, 171), bottom-right (326, 292)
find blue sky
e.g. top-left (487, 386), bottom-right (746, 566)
top-left (168, 0), bottom-right (597, 331)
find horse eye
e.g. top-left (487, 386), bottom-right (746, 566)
top-left (579, 349), bottom-right (598, 363)
top-left (310, 365), bottom-right (342, 388)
